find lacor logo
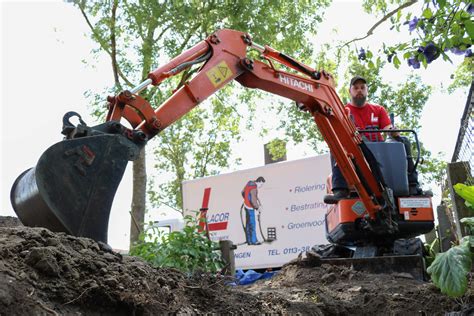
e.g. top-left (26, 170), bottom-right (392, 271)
top-left (207, 212), bottom-right (229, 231)
top-left (279, 74), bottom-right (313, 92)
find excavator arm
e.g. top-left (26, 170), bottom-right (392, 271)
top-left (108, 29), bottom-right (388, 220)
top-left (11, 29), bottom-right (397, 243)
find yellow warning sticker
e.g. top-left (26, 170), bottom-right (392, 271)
top-left (206, 61), bottom-right (233, 87)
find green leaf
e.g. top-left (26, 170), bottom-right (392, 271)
top-left (393, 55), bottom-right (401, 68)
top-left (441, 51), bottom-right (453, 63)
top-left (465, 20), bottom-right (474, 43)
top-left (422, 8), bottom-right (433, 19)
top-left (454, 184), bottom-right (474, 206)
top-left (460, 217), bottom-right (474, 227)
top-left (398, 43), bottom-right (408, 50)
top-left (427, 241), bottom-right (472, 297)
top-left (466, 201), bottom-right (474, 211)
top-left (460, 236), bottom-right (474, 249)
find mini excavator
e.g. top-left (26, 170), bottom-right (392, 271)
top-left (11, 29), bottom-right (434, 276)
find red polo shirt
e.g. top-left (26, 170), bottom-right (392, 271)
top-left (346, 103), bottom-right (391, 141)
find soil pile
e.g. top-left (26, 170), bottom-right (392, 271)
top-left (0, 216), bottom-right (472, 315)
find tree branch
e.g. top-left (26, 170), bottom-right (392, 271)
top-left (110, 0), bottom-right (121, 89)
top-left (215, 93), bottom-right (239, 115)
top-left (199, 133), bottom-right (217, 177)
top-left (340, 0), bottom-right (418, 48)
top-left (78, 3), bottom-right (133, 87)
top-left (154, 25), bottom-right (172, 43)
top-left (177, 23), bottom-right (203, 53)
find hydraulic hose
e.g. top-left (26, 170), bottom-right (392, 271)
top-left (169, 49), bottom-right (212, 75)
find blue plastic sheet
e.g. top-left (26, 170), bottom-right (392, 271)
top-left (231, 269), bottom-right (277, 285)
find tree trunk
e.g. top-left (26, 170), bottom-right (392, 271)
top-left (130, 148), bottom-right (147, 246)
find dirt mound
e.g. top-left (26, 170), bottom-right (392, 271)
top-left (248, 260), bottom-right (471, 315)
top-left (0, 216), bottom-right (472, 315)
top-left (0, 224), bottom-right (258, 315)
top-left (0, 216), bottom-right (23, 227)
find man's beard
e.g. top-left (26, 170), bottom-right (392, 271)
top-left (353, 96), bottom-right (366, 107)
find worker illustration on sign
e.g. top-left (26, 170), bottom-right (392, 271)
top-left (241, 176), bottom-right (265, 245)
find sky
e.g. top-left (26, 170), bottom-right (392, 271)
top-left (1, 1), bottom-right (470, 250)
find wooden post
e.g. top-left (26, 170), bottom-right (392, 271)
top-left (424, 229), bottom-right (438, 251)
top-left (436, 203), bottom-right (457, 252)
top-left (446, 161), bottom-right (472, 238)
top-left (219, 240), bottom-right (236, 276)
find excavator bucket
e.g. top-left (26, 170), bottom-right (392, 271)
top-left (11, 124), bottom-right (143, 243)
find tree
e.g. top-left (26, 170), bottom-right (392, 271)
top-left (73, 0), bottom-right (331, 245)
top-left (343, 0), bottom-right (472, 90)
top-left (74, 0), bottom-right (455, 247)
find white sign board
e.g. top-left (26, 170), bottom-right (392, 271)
top-left (182, 154), bottom-right (331, 270)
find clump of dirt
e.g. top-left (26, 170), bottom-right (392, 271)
top-left (0, 216), bottom-right (472, 315)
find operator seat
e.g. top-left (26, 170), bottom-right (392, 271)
top-left (365, 141), bottom-right (409, 197)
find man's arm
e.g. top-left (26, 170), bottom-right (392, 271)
top-left (379, 106), bottom-right (400, 137)
top-left (382, 122), bottom-right (399, 135)
top-left (249, 189), bottom-right (260, 209)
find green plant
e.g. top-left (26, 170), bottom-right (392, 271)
top-left (130, 215), bottom-right (224, 274)
top-left (424, 238), bottom-right (440, 268)
top-left (453, 183), bottom-right (474, 210)
top-left (427, 184), bottom-right (474, 297)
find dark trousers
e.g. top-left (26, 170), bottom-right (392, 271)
top-left (331, 154), bottom-right (348, 191)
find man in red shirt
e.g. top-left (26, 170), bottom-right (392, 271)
top-left (345, 76), bottom-right (393, 141)
top-left (329, 76), bottom-right (395, 200)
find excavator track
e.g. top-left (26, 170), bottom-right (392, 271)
top-left (307, 239), bottom-right (427, 281)
top-left (319, 255), bottom-right (426, 280)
